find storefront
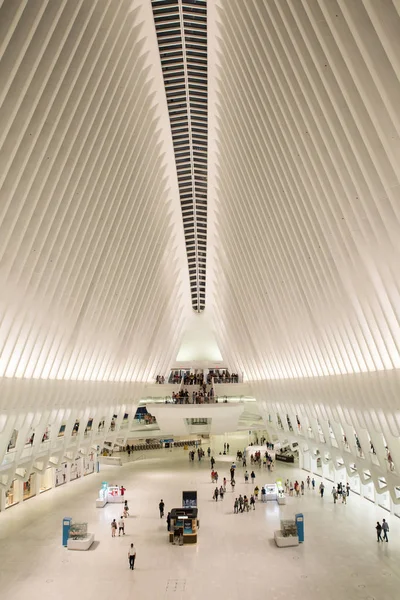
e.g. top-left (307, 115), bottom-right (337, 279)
top-left (40, 467), bottom-right (53, 493)
top-left (55, 463), bottom-right (68, 486)
top-left (5, 479), bottom-right (19, 508)
top-left (362, 480), bottom-right (375, 502)
top-left (70, 458), bottom-right (82, 481)
top-left (83, 453), bottom-right (95, 475)
top-left (23, 473), bottom-right (36, 501)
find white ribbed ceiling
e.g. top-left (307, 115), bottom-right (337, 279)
top-left (1, 0), bottom-right (400, 495)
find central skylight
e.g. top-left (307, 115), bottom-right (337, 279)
top-left (151, 0), bottom-right (208, 312)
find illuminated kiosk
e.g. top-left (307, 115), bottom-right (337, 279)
top-left (169, 507), bottom-right (198, 544)
top-left (96, 482), bottom-right (125, 507)
top-left (264, 481), bottom-right (286, 504)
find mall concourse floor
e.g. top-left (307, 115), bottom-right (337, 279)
top-left (1, 447), bottom-right (400, 600)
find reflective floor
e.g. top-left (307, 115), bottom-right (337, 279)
top-left (0, 441), bottom-right (399, 600)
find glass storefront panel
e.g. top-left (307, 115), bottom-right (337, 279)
top-left (377, 489), bottom-right (391, 511)
top-left (55, 463), bottom-right (68, 486)
top-left (5, 479), bottom-right (19, 508)
top-left (363, 481), bottom-right (375, 502)
top-left (70, 458), bottom-right (82, 481)
top-left (23, 473), bottom-right (36, 501)
top-left (83, 452), bottom-right (95, 475)
top-left (40, 467), bottom-right (53, 493)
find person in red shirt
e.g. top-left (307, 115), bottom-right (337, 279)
top-left (120, 486), bottom-right (126, 496)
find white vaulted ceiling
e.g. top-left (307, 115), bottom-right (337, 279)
top-left (211, 0), bottom-right (400, 384)
top-left (1, 0), bottom-right (400, 494)
top-left (0, 0), bottom-right (189, 387)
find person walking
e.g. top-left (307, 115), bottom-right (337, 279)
top-left (231, 478), bottom-right (236, 492)
top-left (376, 521), bottom-right (383, 542)
top-left (118, 516), bottom-right (125, 536)
top-left (311, 478), bottom-right (315, 491)
top-left (227, 443), bottom-right (230, 453)
top-left (244, 470), bottom-right (249, 483)
top-left (223, 477), bottom-right (227, 492)
top-left (159, 499), bottom-right (165, 518)
top-left (111, 519), bottom-right (117, 537)
top-left (382, 519), bottom-right (389, 542)
top-left (342, 489), bottom-right (347, 504)
top-left (213, 487), bottom-right (219, 501)
top-left (128, 543), bottom-right (136, 570)
top-left (124, 500), bottom-right (130, 516)
top-left (210, 456), bottom-right (215, 469)
top-left (250, 470), bottom-right (256, 485)
top-left (166, 512), bottom-right (171, 531)
top-left (234, 498), bottom-right (239, 513)
top-left (319, 482), bottom-right (325, 498)
top-left (219, 485), bottom-right (224, 500)
top-left (346, 482), bottom-right (350, 497)
top-left (238, 494), bottom-right (244, 512)
top-left (254, 485), bottom-right (259, 500)
top-left (250, 495), bottom-right (256, 510)
top-left (301, 481), bottom-right (305, 495)
top-left (332, 486), bottom-right (337, 504)
top-left (306, 475), bottom-right (310, 489)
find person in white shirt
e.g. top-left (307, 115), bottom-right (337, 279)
top-left (118, 517), bottom-right (125, 536)
top-left (128, 543), bottom-right (136, 569)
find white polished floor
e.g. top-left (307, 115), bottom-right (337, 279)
top-left (1, 444), bottom-right (400, 600)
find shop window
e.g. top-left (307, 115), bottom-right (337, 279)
top-left (5, 479), bottom-right (18, 508)
top-left (55, 463), bottom-right (68, 486)
top-left (23, 473), bottom-right (36, 501)
top-left (40, 467), bottom-right (53, 493)
top-left (7, 429), bottom-right (18, 452)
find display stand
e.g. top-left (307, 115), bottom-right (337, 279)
top-left (67, 522), bottom-right (94, 551)
top-left (168, 508), bottom-right (198, 544)
top-left (264, 482), bottom-right (286, 504)
top-left (274, 519), bottom-right (299, 548)
top-left (96, 482), bottom-right (125, 507)
top-left (265, 483), bottom-right (278, 501)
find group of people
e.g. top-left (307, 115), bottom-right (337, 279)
top-left (210, 369), bottom-right (240, 384)
top-left (376, 519), bottom-right (389, 542)
top-left (234, 494), bottom-right (256, 512)
top-left (171, 389), bottom-right (216, 404)
top-left (189, 448), bottom-right (205, 461)
top-left (332, 482), bottom-right (350, 503)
